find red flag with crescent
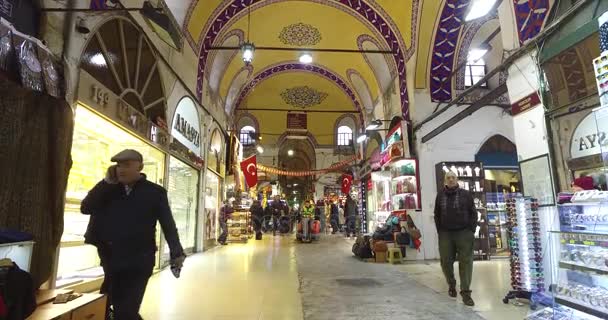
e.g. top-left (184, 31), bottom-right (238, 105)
top-left (240, 155), bottom-right (258, 187)
top-left (341, 174), bottom-right (353, 194)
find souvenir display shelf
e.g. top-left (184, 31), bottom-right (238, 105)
top-left (368, 171), bottom-right (392, 232)
top-left (544, 191), bottom-right (608, 320)
top-left (593, 52), bottom-right (608, 108)
top-left (435, 161), bottom-right (490, 260)
top-left (227, 206), bottom-right (251, 243)
top-left (487, 192), bottom-right (509, 254)
top-left (388, 158), bottom-right (421, 212)
top-left (503, 197), bottom-right (544, 305)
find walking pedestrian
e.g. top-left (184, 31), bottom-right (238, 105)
top-left (330, 201), bottom-right (339, 234)
top-left (434, 171), bottom-right (478, 306)
top-left (82, 149), bottom-right (185, 320)
top-left (344, 195), bottom-right (358, 239)
top-left (250, 200), bottom-right (264, 239)
top-left (301, 200), bottom-right (315, 241)
top-left (219, 200), bottom-right (234, 245)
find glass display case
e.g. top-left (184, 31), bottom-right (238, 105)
top-left (388, 159), bottom-right (420, 211)
top-left (162, 157), bottom-right (199, 266)
top-left (546, 197), bottom-right (608, 319)
top-left (368, 171), bottom-right (392, 232)
top-left (57, 105), bottom-right (166, 287)
top-left (204, 171), bottom-right (220, 248)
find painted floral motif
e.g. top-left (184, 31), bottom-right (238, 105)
top-left (279, 23), bottom-right (322, 46)
top-left (280, 86), bottom-right (328, 108)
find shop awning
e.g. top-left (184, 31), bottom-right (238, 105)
top-left (539, 0), bottom-right (608, 64)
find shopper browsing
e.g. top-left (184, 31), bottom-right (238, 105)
top-left (81, 149), bottom-right (185, 320)
top-left (219, 200), bottom-right (234, 245)
top-left (344, 195), bottom-right (358, 239)
top-left (330, 201), bottom-right (340, 234)
top-left (434, 171), bottom-right (478, 306)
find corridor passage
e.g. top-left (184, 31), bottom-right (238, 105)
top-left (140, 236), bottom-right (527, 320)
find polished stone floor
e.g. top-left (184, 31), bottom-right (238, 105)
top-left (140, 235), bottom-right (530, 319)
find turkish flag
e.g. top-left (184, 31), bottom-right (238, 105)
top-left (341, 174), bottom-right (353, 194)
top-left (240, 155), bottom-right (258, 188)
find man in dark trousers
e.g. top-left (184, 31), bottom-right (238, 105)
top-left (434, 171), bottom-right (478, 307)
top-left (344, 195), bottom-right (358, 239)
top-left (81, 149), bottom-right (185, 320)
top-left (330, 201), bottom-right (340, 234)
top-left (219, 200), bottom-right (234, 245)
top-left (270, 195), bottom-right (284, 236)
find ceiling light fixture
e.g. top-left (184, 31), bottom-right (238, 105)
top-left (241, 42), bottom-right (255, 65)
top-left (299, 52), bottom-right (313, 64)
top-left (241, 5), bottom-right (255, 65)
top-left (256, 145), bottom-right (264, 153)
top-left (465, 0), bottom-right (497, 21)
top-left (365, 119), bottom-right (383, 131)
top-left (356, 134), bottom-right (367, 144)
top-left (287, 150), bottom-right (294, 156)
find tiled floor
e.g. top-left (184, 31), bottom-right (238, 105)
top-left (140, 235), bottom-right (532, 319)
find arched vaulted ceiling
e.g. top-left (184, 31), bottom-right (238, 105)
top-left (184, 0), bottom-right (419, 134)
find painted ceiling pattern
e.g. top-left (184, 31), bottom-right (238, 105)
top-left (513, 0), bottom-right (550, 45)
top-left (430, 0), bottom-right (471, 102)
top-left (235, 62), bottom-right (363, 124)
top-left (192, 0), bottom-right (411, 121)
top-left (280, 86), bottom-right (328, 108)
top-left (279, 23), bottom-right (322, 46)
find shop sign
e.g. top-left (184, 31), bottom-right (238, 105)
top-left (0, 0), bottom-right (39, 37)
top-left (570, 109), bottom-right (608, 159)
top-left (511, 92), bottom-right (541, 116)
top-left (287, 112), bottom-right (307, 130)
top-left (78, 71), bottom-right (169, 151)
top-left (171, 97), bottom-right (201, 156)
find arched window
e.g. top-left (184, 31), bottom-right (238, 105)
top-left (240, 125), bottom-right (256, 146)
top-left (337, 126), bottom-right (353, 146)
top-left (465, 49), bottom-right (488, 88)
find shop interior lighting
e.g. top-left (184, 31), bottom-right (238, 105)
top-left (256, 145), bottom-right (264, 153)
top-left (287, 149), bottom-right (294, 156)
top-left (293, 183), bottom-right (298, 186)
top-left (356, 134), bottom-right (367, 144)
top-left (241, 42), bottom-right (255, 65)
top-left (465, 0), bottom-right (497, 21)
top-left (299, 52), bottom-right (313, 64)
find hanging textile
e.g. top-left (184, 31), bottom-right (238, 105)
top-left (0, 73), bottom-right (74, 288)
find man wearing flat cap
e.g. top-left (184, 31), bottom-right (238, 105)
top-left (81, 149), bottom-right (185, 320)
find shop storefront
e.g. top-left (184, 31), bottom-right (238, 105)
top-left (203, 129), bottom-right (225, 249)
top-left (161, 96), bottom-right (204, 266)
top-left (55, 17), bottom-right (171, 289)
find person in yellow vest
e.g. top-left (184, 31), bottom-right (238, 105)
top-left (301, 200), bottom-right (315, 240)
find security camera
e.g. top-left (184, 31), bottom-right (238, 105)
top-left (76, 19), bottom-right (90, 34)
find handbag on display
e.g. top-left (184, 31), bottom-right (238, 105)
top-left (405, 216), bottom-right (421, 240)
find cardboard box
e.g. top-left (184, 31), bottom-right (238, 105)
top-left (375, 252), bottom-right (387, 263)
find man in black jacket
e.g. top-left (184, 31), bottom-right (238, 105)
top-left (329, 202), bottom-right (340, 234)
top-left (81, 149), bottom-right (185, 320)
top-left (434, 171), bottom-right (478, 307)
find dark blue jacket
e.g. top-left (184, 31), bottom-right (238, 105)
top-left (81, 176), bottom-right (184, 270)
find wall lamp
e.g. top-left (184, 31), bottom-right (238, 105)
top-left (365, 119), bottom-right (391, 131)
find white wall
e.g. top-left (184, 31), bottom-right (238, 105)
top-left (415, 92), bottom-right (515, 259)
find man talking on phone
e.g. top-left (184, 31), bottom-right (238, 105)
top-left (81, 149), bottom-right (185, 320)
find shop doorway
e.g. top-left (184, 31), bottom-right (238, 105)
top-left (476, 135), bottom-right (522, 257)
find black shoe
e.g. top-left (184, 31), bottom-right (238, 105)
top-left (461, 291), bottom-right (475, 306)
top-left (448, 285), bottom-right (457, 298)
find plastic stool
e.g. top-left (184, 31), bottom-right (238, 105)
top-left (387, 247), bottom-right (403, 264)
